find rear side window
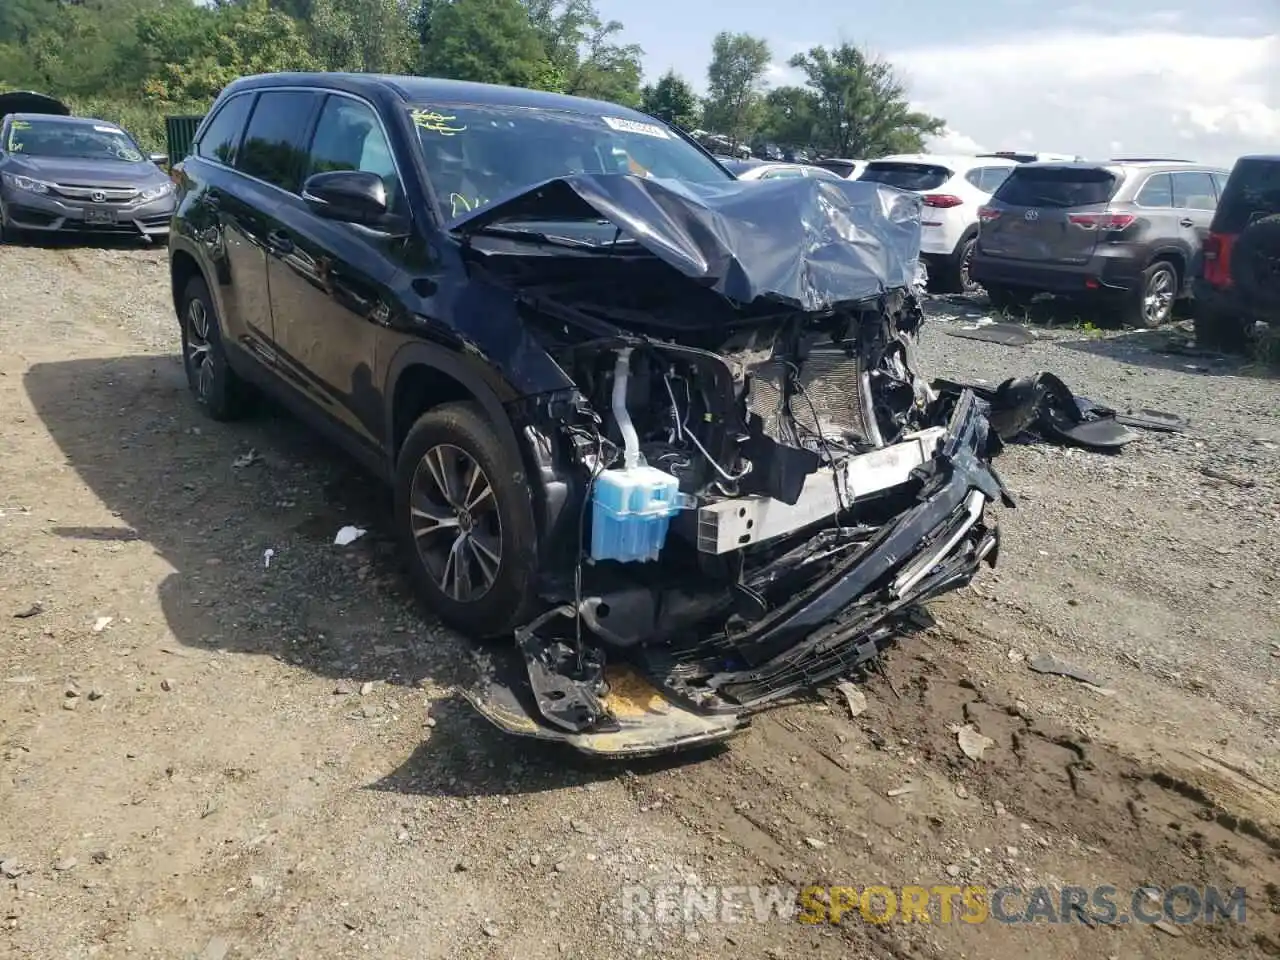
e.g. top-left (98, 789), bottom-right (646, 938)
top-left (237, 90), bottom-right (322, 193)
top-left (1136, 173), bottom-right (1173, 208)
top-left (993, 166), bottom-right (1119, 207)
top-left (965, 166), bottom-right (1012, 193)
top-left (196, 94), bottom-right (252, 166)
top-left (1213, 159), bottom-right (1280, 233)
top-left (860, 162), bottom-right (951, 191)
top-left (1171, 171), bottom-right (1218, 210)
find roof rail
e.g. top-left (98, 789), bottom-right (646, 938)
top-left (1109, 157), bottom-right (1194, 163)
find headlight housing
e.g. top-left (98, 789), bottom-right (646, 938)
top-left (139, 181), bottom-right (175, 202)
top-left (1, 173), bottom-right (51, 194)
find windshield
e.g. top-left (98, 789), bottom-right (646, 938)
top-left (5, 117), bottom-right (147, 162)
top-left (994, 167), bottom-right (1119, 208)
top-left (408, 103), bottom-right (730, 220)
top-left (859, 162), bottom-right (952, 191)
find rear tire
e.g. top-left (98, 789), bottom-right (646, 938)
top-left (1192, 300), bottom-right (1253, 354)
top-left (986, 283), bottom-right (1031, 313)
top-left (1120, 261), bottom-right (1178, 329)
top-left (178, 275), bottom-right (256, 421)
top-left (939, 236), bottom-right (978, 295)
top-left (395, 401), bottom-right (539, 638)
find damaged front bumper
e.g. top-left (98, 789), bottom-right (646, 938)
top-left (463, 388), bottom-right (1007, 757)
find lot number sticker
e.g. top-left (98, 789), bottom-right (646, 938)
top-left (602, 116), bottom-right (670, 139)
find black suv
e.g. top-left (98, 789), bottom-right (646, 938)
top-left (970, 160), bottom-right (1230, 327)
top-left (1192, 155), bottom-right (1280, 351)
top-left (168, 73), bottom-right (1004, 754)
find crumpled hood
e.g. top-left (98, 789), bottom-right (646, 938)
top-left (451, 173), bottom-right (923, 312)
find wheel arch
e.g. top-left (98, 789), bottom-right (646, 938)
top-left (1146, 247), bottom-right (1187, 291)
top-left (384, 341), bottom-right (525, 475)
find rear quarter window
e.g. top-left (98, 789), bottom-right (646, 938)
top-left (993, 166), bottom-right (1119, 207)
top-left (1213, 159), bottom-right (1280, 233)
top-left (859, 162), bottom-right (952, 191)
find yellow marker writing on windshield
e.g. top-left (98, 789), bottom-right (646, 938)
top-left (411, 109), bottom-right (467, 136)
top-left (449, 193), bottom-right (488, 218)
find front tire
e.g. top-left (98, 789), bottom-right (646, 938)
top-left (0, 198), bottom-right (22, 245)
top-left (179, 275), bottom-right (256, 421)
top-left (395, 401), bottom-right (539, 638)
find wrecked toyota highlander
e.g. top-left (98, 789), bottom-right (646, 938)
top-left (168, 73), bottom-right (1008, 757)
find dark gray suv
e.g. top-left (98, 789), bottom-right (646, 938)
top-left (970, 160), bottom-right (1230, 327)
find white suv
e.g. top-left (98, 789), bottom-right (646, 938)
top-left (858, 154), bottom-right (1018, 293)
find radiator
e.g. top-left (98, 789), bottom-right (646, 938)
top-left (746, 348), bottom-right (881, 448)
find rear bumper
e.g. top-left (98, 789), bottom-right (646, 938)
top-left (971, 247), bottom-right (1144, 295)
top-left (2, 187), bottom-right (173, 238)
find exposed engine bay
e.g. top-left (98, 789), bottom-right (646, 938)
top-left (451, 173), bottom-right (1011, 756)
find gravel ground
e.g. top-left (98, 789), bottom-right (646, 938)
top-left (1, 241), bottom-right (1278, 960)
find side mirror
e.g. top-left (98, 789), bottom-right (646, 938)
top-left (150, 153), bottom-right (169, 166)
top-left (302, 170), bottom-right (390, 227)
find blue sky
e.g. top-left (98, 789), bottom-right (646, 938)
top-left (595, 0), bottom-right (1279, 166)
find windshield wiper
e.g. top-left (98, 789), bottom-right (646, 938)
top-left (463, 223), bottom-right (639, 250)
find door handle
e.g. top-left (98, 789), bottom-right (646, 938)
top-left (267, 230), bottom-right (294, 253)
top-left (1179, 217), bottom-right (1194, 228)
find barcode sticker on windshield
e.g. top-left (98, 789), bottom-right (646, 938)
top-left (94, 125), bottom-right (122, 134)
top-left (602, 116), bottom-right (670, 139)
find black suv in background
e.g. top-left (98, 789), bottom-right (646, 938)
top-left (1192, 155), bottom-right (1280, 351)
top-left (970, 160), bottom-right (1230, 327)
top-left (164, 72), bottom-right (1004, 753)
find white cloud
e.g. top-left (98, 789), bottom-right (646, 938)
top-left (892, 31), bottom-right (1280, 166)
top-left (929, 128), bottom-right (988, 154)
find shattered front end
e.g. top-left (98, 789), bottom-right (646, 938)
top-left (454, 174), bottom-right (1010, 757)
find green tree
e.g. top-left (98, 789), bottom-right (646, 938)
top-left (759, 85), bottom-right (820, 151)
top-left (306, 0), bottom-right (415, 73)
top-left (138, 0), bottom-right (317, 103)
top-left (419, 0), bottom-right (557, 90)
top-left (703, 32), bottom-right (771, 149)
top-left (786, 44), bottom-right (944, 157)
top-left (522, 0), bottom-right (642, 104)
top-left (639, 70), bottom-right (699, 130)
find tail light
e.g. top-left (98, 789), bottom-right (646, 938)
top-left (1067, 212), bottom-right (1136, 230)
top-left (1202, 231), bottom-right (1235, 287)
top-left (978, 206), bottom-right (1001, 223)
top-left (921, 194), bottom-right (964, 208)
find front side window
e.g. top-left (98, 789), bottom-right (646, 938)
top-left (407, 103), bottom-right (731, 220)
top-left (196, 94), bottom-right (253, 166)
top-left (5, 117), bottom-right (146, 163)
top-left (237, 90), bottom-right (321, 193)
top-left (1171, 171), bottom-right (1218, 210)
top-left (306, 95), bottom-right (402, 213)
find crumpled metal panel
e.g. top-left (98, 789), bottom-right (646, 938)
top-left (451, 173), bottom-right (924, 313)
